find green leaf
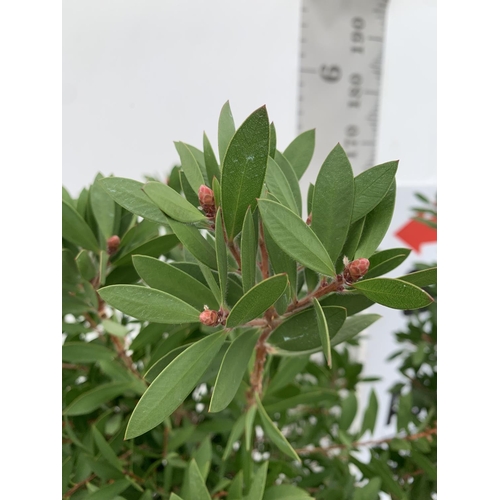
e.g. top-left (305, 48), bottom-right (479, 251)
top-left (245, 404), bottom-right (257, 451)
top-left (274, 151), bottom-right (302, 217)
top-left (90, 177), bottom-right (116, 239)
top-left (218, 100), bottom-right (236, 164)
top-left (364, 247), bottom-right (411, 279)
top-left (221, 106), bottom-right (270, 240)
top-left (84, 479), bottom-right (130, 500)
top-left (282, 129), bottom-right (315, 180)
top-left (307, 183), bottom-right (314, 215)
top-left (397, 267), bottom-right (437, 287)
top-left (268, 306), bottom-right (346, 354)
top-left (203, 132), bottom-right (220, 183)
top-left (210, 329), bottom-right (261, 412)
top-left (265, 356), bottom-right (310, 395)
top-left (266, 156), bottom-right (299, 215)
top-left (338, 217), bottom-right (366, 266)
top-left (311, 144), bottom-right (354, 263)
top-left (99, 177), bottom-right (169, 225)
top-left (215, 210), bottom-right (228, 304)
top-left (62, 342), bottom-right (116, 363)
top-left (361, 389), bottom-right (378, 435)
top-left (355, 181), bottom-right (396, 258)
top-left (353, 478), bottom-right (382, 500)
top-left (245, 461), bottom-right (268, 500)
top-left (98, 285), bottom-right (200, 323)
top-left (187, 459), bottom-right (211, 500)
top-left (339, 392), bottom-right (357, 430)
top-left (168, 218), bottom-right (218, 269)
top-left (312, 298), bottom-right (331, 368)
top-left (193, 437), bottom-right (212, 481)
top-left (175, 141), bottom-right (206, 194)
top-left (352, 278), bottom-right (433, 310)
top-left (198, 262), bottom-right (222, 306)
top-left (170, 494), bottom-right (184, 500)
top-left (64, 382), bottom-right (132, 416)
top-left (226, 274), bottom-right (288, 328)
top-left (222, 414), bottom-right (246, 460)
top-left (180, 170), bottom-right (200, 207)
top-left (185, 143), bottom-right (208, 184)
top-left (320, 292), bottom-right (374, 316)
top-left (99, 250), bottom-right (108, 286)
top-left (410, 450), bottom-right (437, 481)
top-left (255, 395), bottom-right (300, 462)
top-left (112, 234), bottom-right (179, 267)
top-left (397, 392), bottom-right (412, 431)
top-left (92, 426), bottom-right (122, 470)
top-left (241, 207), bottom-right (257, 293)
top-left (125, 331), bottom-right (226, 439)
top-left (352, 161), bottom-right (398, 222)
top-left (132, 255), bottom-right (218, 310)
top-left (227, 470), bottom-right (244, 500)
top-left (101, 319), bottom-right (128, 338)
top-left (263, 485), bottom-right (313, 500)
top-left (269, 122), bottom-right (277, 158)
top-left (75, 250), bottom-right (97, 281)
top-left (62, 200), bottom-right (100, 253)
top-left (258, 199), bottom-right (335, 276)
top-left (142, 181), bottom-right (206, 223)
top-left (212, 176), bottom-right (221, 208)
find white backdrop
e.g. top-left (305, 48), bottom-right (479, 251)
top-left (63, 0), bottom-right (436, 440)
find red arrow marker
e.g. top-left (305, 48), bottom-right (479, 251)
top-left (395, 218), bottom-right (437, 253)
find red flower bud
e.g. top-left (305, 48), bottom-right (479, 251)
top-left (342, 257), bottom-right (370, 284)
top-left (198, 185), bottom-right (216, 218)
top-left (199, 308), bottom-right (219, 326)
top-left (106, 235), bottom-right (121, 256)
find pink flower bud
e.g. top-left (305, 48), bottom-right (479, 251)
top-left (106, 235), bottom-right (121, 256)
top-left (348, 258), bottom-right (370, 281)
top-left (198, 185), bottom-right (215, 207)
top-left (199, 308), bottom-right (219, 326)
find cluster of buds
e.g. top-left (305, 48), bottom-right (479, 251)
top-left (199, 306), bottom-right (227, 327)
top-left (106, 235), bottom-right (121, 256)
top-left (198, 185), bottom-right (216, 219)
top-left (342, 257), bottom-right (370, 285)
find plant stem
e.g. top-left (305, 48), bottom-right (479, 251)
top-left (258, 220), bottom-right (269, 280)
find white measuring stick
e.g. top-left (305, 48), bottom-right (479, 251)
top-left (298, 0), bottom-right (389, 178)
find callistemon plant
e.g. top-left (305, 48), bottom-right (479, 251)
top-left (62, 102), bottom-right (437, 498)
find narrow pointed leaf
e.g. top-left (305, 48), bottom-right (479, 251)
top-left (355, 181), bottom-right (396, 258)
top-left (188, 460), bottom-right (211, 500)
top-left (311, 144), bottom-right (354, 263)
top-left (226, 274), bottom-right (288, 328)
top-left (215, 210), bottom-right (228, 304)
top-left (203, 132), bottom-right (220, 183)
top-left (241, 207), bottom-right (257, 293)
top-left (125, 331), bottom-right (226, 439)
top-left (193, 437), bottom-right (212, 481)
top-left (76, 250), bottom-right (97, 281)
top-left (132, 255), bottom-right (218, 310)
top-left (266, 156), bottom-right (300, 214)
top-left (85, 480), bottom-right (131, 500)
top-left (361, 389), bottom-right (378, 435)
top-left (180, 170), bottom-right (200, 207)
top-left (274, 150), bottom-right (302, 217)
top-left (312, 298), bottom-right (331, 368)
top-left (112, 234), bottom-right (179, 268)
top-left (352, 277), bottom-right (434, 310)
top-left (62, 342), bottom-right (116, 363)
top-left (92, 426), bottom-right (122, 470)
top-left (98, 285), bottom-right (200, 323)
top-left (222, 414), bottom-right (246, 460)
top-left (175, 141), bottom-right (205, 194)
top-left (99, 177), bottom-right (169, 224)
top-left (218, 100), bottom-right (236, 164)
top-left (263, 485), bottom-right (313, 500)
top-left (283, 129), bottom-right (315, 180)
top-left (142, 181), bottom-right (206, 223)
top-left (245, 404), bottom-right (257, 451)
top-left (255, 395), bottom-right (300, 462)
top-left (339, 392), bottom-right (358, 430)
top-left (397, 267), bottom-right (437, 287)
top-left (269, 122), bottom-right (277, 158)
top-left (90, 178), bottom-right (115, 239)
top-left (168, 218), bottom-right (217, 269)
top-left (258, 199), bottom-right (335, 276)
top-left (210, 329), bottom-right (260, 412)
top-left (185, 143), bottom-right (208, 184)
top-left (62, 200), bottom-right (100, 253)
top-left (246, 461), bottom-right (268, 500)
top-left (365, 248), bottom-right (411, 279)
top-left (98, 250), bottom-right (108, 286)
top-left (221, 106), bottom-right (270, 240)
top-left (198, 262), bottom-right (222, 306)
top-left (320, 292), bottom-right (374, 316)
top-left (338, 217), bottom-right (365, 267)
top-left (352, 161), bottom-right (398, 222)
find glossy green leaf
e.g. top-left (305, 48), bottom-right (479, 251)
top-left (90, 177), bottom-right (116, 239)
top-left (215, 210), bottom-right (228, 304)
top-left (142, 181), bottom-right (206, 223)
top-left (144, 344), bottom-right (191, 383)
top-left (62, 200), bottom-right (100, 253)
top-left (263, 485), bottom-right (313, 500)
top-left (282, 129), bottom-right (315, 180)
top-left (99, 177), bottom-right (169, 225)
top-left (98, 285), bottom-right (200, 323)
top-left (274, 150), bottom-right (302, 217)
top-left (62, 342), bottom-right (116, 363)
top-left (132, 255), bottom-right (218, 310)
top-left (84, 479), bottom-right (130, 500)
top-left (365, 247), bottom-right (411, 279)
top-left (258, 199), bottom-right (335, 276)
top-left (218, 100), bottom-right (236, 164)
top-left (269, 312), bottom-right (380, 356)
top-left (168, 218), bottom-right (218, 269)
top-left (320, 292), bottom-right (374, 316)
top-left (125, 331), bottom-right (226, 439)
top-left (175, 141), bottom-right (205, 194)
top-left (210, 329), bottom-right (260, 412)
top-left (355, 181), bottom-right (396, 258)
top-left (352, 161), bottom-right (398, 222)
top-left (266, 156), bottom-right (299, 215)
top-left (255, 395), bottom-right (300, 462)
top-left (241, 207), bottom-right (257, 293)
top-left (112, 234), bottom-right (179, 267)
top-left (361, 389), bottom-right (378, 435)
top-left (92, 426), bottom-right (122, 470)
top-left (64, 382), bottom-right (132, 416)
top-left (203, 132), bottom-right (220, 183)
top-left (75, 250), bottom-right (97, 281)
top-left (221, 106), bottom-right (270, 240)
top-left (338, 217), bottom-right (365, 268)
top-left (245, 404), bottom-right (257, 451)
top-left (312, 298), bottom-right (331, 368)
top-left (245, 461), bottom-right (268, 500)
top-left (397, 267), bottom-right (437, 287)
top-left (311, 144), bottom-right (354, 263)
top-left (222, 414), bottom-right (246, 460)
top-left (226, 274), bottom-right (288, 328)
top-left (187, 459), bottom-right (211, 500)
top-left (352, 278), bottom-right (433, 310)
